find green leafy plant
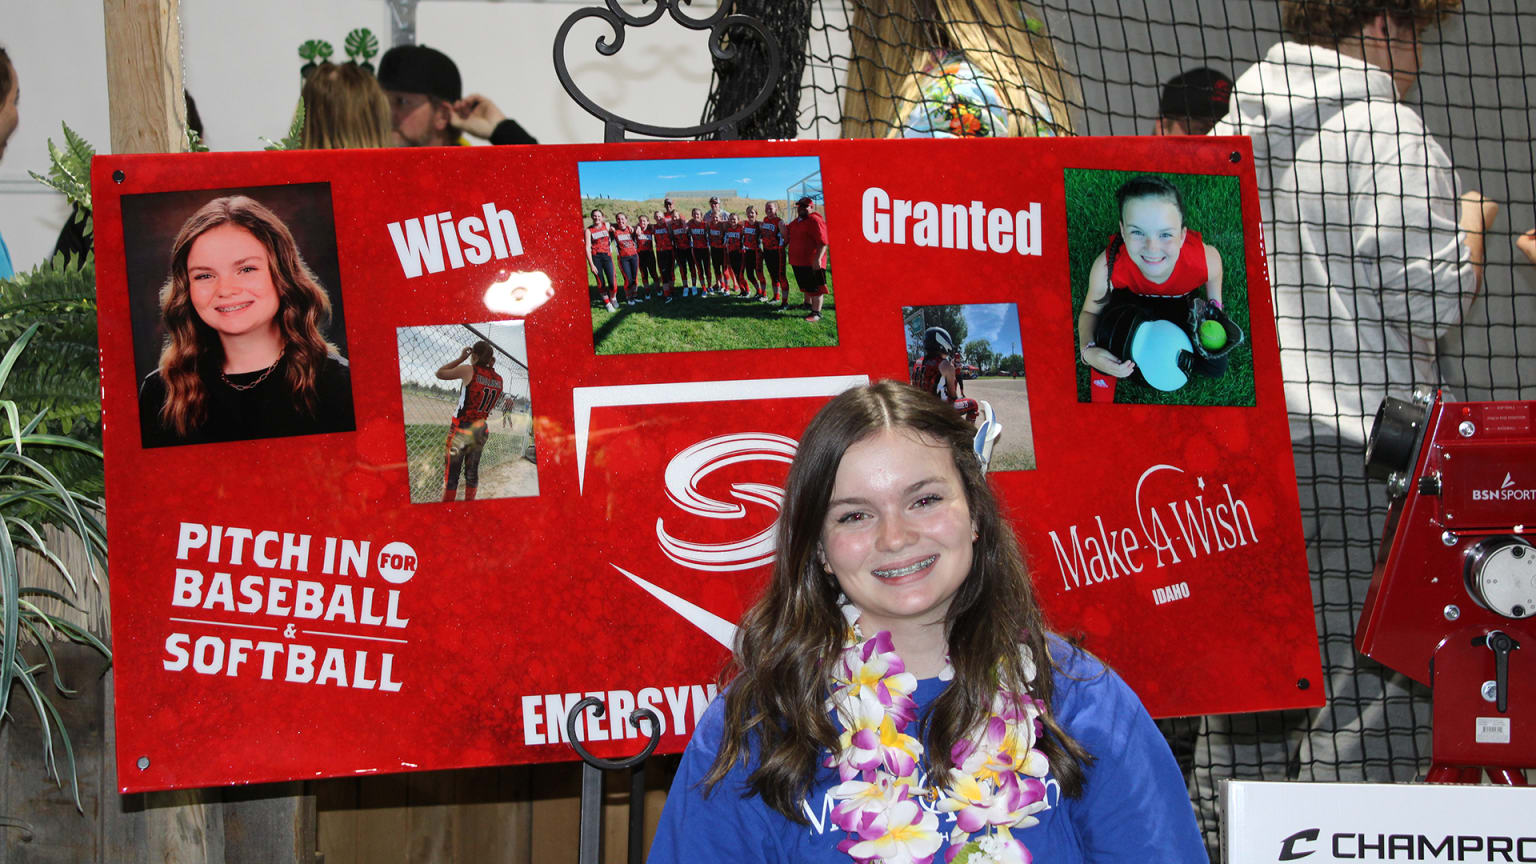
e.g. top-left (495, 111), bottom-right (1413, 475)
top-left (0, 254), bottom-right (102, 507)
top-left (27, 124), bottom-right (94, 238)
top-left (4, 125), bottom-right (102, 511)
top-left (262, 99), bottom-right (307, 151)
top-left (1, 324), bottom-right (110, 811)
top-left (186, 126), bottom-right (209, 153)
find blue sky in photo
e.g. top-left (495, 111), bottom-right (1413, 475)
top-left (906, 303), bottom-right (1024, 357)
top-left (578, 156), bottom-right (823, 202)
top-left (963, 303), bottom-right (1023, 355)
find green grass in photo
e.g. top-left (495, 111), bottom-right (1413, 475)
top-left (580, 196), bottom-right (837, 355)
top-left (589, 274), bottom-right (837, 354)
top-left (1064, 169), bottom-right (1256, 407)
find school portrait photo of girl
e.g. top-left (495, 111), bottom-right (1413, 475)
top-left (123, 184), bottom-right (356, 448)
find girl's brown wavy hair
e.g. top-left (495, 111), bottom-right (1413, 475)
top-left (157, 196), bottom-right (336, 436)
top-left (702, 379), bottom-right (1090, 821)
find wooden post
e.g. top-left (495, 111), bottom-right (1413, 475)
top-left (102, 0), bottom-right (186, 154)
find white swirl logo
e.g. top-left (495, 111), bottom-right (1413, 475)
top-left (655, 433), bottom-right (797, 572)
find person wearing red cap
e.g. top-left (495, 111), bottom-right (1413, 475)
top-left (786, 196), bottom-right (829, 322)
top-left (1153, 67), bottom-right (1233, 136)
top-left (377, 44), bottom-right (536, 147)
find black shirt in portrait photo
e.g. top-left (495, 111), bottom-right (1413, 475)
top-left (138, 353), bottom-right (355, 448)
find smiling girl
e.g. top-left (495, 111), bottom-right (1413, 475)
top-left (649, 381), bottom-right (1204, 862)
top-left (138, 196), bottom-right (354, 447)
top-left (1076, 175), bottom-right (1225, 387)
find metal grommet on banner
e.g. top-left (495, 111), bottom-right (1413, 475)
top-left (1229, 151), bottom-right (1242, 163)
top-left (113, 169), bottom-right (126, 183)
top-left (136, 756), bottom-right (150, 770)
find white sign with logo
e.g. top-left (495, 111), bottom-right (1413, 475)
top-left (1224, 780), bottom-right (1536, 863)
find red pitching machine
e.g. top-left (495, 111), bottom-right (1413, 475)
top-left (1359, 391), bottom-right (1536, 784)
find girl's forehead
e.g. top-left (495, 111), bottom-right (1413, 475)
top-left (1121, 196), bottom-right (1182, 223)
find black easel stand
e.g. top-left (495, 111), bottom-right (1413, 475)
top-left (551, 3), bottom-right (781, 859)
top-left (564, 697), bottom-right (662, 864)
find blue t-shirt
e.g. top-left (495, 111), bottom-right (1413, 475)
top-left (649, 639), bottom-right (1207, 862)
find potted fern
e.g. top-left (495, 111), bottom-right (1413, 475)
top-left (1, 122), bottom-right (109, 815)
top-left (0, 323), bottom-right (110, 811)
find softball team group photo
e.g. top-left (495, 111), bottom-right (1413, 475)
top-left (578, 156), bottom-right (837, 356)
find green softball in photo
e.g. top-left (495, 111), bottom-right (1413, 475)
top-left (1198, 318), bottom-right (1228, 351)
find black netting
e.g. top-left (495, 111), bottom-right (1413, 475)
top-left (707, 1), bottom-right (1536, 859)
top-left (704, 0), bottom-right (816, 139)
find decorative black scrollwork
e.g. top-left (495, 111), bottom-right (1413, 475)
top-left (564, 696), bottom-right (662, 770)
top-left (553, 0), bottom-right (782, 142)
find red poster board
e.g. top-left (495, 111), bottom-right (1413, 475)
top-left (94, 137), bottom-right (1321, 793)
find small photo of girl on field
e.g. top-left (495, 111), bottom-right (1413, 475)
top-left (1065, 169), bottom-right (1254, 407)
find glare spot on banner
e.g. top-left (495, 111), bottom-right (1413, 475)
top-left (656, 433), bottom-right (796, 572)
top-left (483, 270), bottom-right (554, 317)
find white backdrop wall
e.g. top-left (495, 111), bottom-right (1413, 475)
top-left (0, 0), bottom-right (716, 273)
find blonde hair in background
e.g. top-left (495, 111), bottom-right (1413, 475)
top-left (842, 0), bottom-right (1077, 139)
top-left (301, 62), bottom-right (392, 150)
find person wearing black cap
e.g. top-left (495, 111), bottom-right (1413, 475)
top-left (786, 196), bottom-right (829, 322)
top-left (1153, 67), bottom-right (1232, 136)
top-left (376, 44), bottom-right (536, 147)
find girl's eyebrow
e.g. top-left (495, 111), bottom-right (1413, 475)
top-left (828, 477), bottom-right (945, 509)
top-left (189, 255), bottom-right (261, 271)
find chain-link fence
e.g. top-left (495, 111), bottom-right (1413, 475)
top-left (395, 321), bottom-right (536, 504)
top-left (703, 1), bottom-right (1536, 858)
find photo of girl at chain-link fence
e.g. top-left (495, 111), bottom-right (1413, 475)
top-left (395, 321), bottom-right (537, 504)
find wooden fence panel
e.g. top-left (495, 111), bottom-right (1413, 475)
top-left (313, 756), bottom-right (674, 863)
top-left (1, 646), bottom-right (316, 863)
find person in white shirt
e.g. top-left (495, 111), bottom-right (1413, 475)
top-left (1198, 0), bottom-right (1500, 826)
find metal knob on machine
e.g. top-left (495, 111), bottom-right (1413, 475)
top-left (1464, 537), bottom-right (1536, 620)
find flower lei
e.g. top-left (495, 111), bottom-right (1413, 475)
top-left (824, 610), bottom-right (1051, 864)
